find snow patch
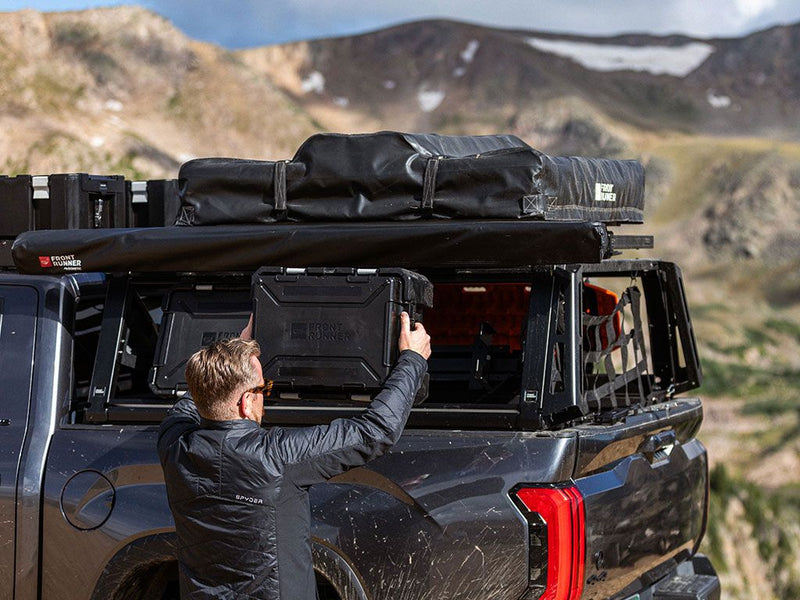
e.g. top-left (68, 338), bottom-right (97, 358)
top-left (301, 71), bottom-right (325, 94)
top-left (333, 96), bottom-right (350, 107)
top-left (104, 99), bottom-right (123, 112)
top-left (707, 92), bottom-right (731, 108)
top-left (460, 40), bottom-right (480, 63)
top-left (90, 137), bottom-right (105, 148)
top-left (383, 80), bottom-right (396, 90)
top-left (417, 88), bottom-right (445, 112)
top-left (526, 37), bottom-right (714, 77)
top-left (453, 66), bottom-right (467, 78)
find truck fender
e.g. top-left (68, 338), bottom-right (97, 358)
top-left (312, 541), bottom-right (368, 600)
top-left (90, 532), bottom-right (178, 600)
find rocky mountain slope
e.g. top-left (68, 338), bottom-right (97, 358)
top-left (240, 19), bottom-right (800, 141)
top-left (1, 7), bottom-right (799, 598)
top-left (0, 7), bottom-right (318, 177)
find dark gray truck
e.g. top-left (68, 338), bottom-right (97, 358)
top-left (1, 133), bottom-right (720, 600)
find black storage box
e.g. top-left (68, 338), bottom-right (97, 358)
top-left (1, 175), bottom-right (33, 268)
top-left (0, 175), bottom-right (33, 237)
top-left (38, 173), bottom-right (128, 230)
top-left (252, 267), bottom-right (433, 401)
top-left (129, 179), bottom-right (181, 227)
top-left (149, 288), bottom-right (252, 396)
top-left (2, 173), bottom-right (127, 233)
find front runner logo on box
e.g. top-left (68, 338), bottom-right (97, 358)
top-left (38, 254), bottom-right (82, 271)
top-left (595, 182), bottom-right (617, 203)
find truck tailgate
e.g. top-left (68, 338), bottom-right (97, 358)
top-left (572, 398), bottom-right (707, 599)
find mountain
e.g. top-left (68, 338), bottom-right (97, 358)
top-left (0, 6), bottom-right (319, 177)
top-left (240, 19), bottom-right (800, 143)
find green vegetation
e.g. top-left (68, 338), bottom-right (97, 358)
top-left (645, 138), bottom-right (800, 226)
top-left (30, 69), bottom-right (84, 112)
top-left (705, 464), bottom-right (800, 599)
top-left (53, 21), bottom-right (98, 48)
top-left (688, 303), bottom-right (731, 318)
top-left (764, 268), bottom-right (800, 308)
top-left (52, 21), bottom-right (119, 84)
top-left (700, 357), bottom-right (800, 406)
top-left (2, 156), bottom-right (30, 176)
top-left (765, 318), bottom-right (800, 343)
top-left (108, 150), bottom-right (147, 180)
top-left (81, 50), bottom-right (119, 84)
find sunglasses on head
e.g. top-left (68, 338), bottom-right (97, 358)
top-left (248, 381), bottom-right (273, 396)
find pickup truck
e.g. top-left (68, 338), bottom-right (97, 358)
top-left (0, 134), bottom-right (720, 600)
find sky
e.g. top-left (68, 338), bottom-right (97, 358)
top-left (1, 0), bottom-right (800, 48)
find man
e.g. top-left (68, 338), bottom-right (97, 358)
top-left (158, 312), bottom-right (431, 599)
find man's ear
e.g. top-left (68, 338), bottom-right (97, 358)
top-left (238, 393), bottom-right (251, 419)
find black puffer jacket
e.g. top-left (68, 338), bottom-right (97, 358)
top-left (157, 350), bottom-right (427, 599)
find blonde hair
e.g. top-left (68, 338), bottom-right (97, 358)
top-left (185, 338), bottom-right (261, 420)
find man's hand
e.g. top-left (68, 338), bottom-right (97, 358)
top-left (398, 312), bottom-right (431, 359)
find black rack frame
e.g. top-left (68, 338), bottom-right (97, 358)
top-left (75, 259), bottom-right (701, 432)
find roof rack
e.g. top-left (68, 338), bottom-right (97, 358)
top-left (5, 131), bottom-right (653, 273)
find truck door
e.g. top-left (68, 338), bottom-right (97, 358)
top-left (0, 285), bottom-right (38, 599)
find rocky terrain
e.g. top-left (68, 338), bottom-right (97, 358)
top-left (1, 7), bottom-right (799, 598)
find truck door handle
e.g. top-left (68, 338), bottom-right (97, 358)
top-left (0, 419), bottom-right (10, 426)
top-left (640, 430), bottom-right (676, 456)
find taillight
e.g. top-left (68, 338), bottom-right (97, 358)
top-left (513, 485), bottom-right (585, 600)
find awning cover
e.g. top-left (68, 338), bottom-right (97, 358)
top-left (12, 220), bottom-right (610, 274)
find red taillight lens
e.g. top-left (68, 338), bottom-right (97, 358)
top-left (514, 485), bottom-right (585, 600)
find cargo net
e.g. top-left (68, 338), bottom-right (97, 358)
top-left (583, 286), bottom-right (651, 411)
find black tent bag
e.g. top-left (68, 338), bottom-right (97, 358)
top-left (176, 131), bottom-right (644, 226)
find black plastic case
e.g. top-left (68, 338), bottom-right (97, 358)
top-left (0, 175), bottom-right (32, 267)
top-left (149, 288), bottom-right (252, 396)
top-left (128, 179), bottom-right (181, 227)
top-left (0, 175), bottom-right (33, 237)
top-left (252, 267), bottom-right (432, 401)
top-left (43, 173), bottom-right (128, 230)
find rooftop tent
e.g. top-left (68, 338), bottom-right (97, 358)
top-left (176, 131), bottom-right (645, 226)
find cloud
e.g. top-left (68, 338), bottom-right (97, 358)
top-left (734, 0), bottom-right (777, 19)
